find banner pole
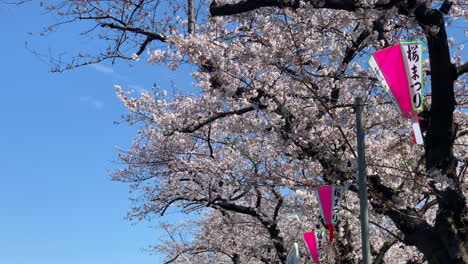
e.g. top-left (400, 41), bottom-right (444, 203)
top-left (355, 97), bottom-right (371, 264)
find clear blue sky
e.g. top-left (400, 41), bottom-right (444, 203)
top-left (0, 3), bottom-right (194, 264)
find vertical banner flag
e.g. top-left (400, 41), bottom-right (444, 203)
top-left (315, 185), bottom-right (346, 242)
top-left (304, 230), bottom-right (326, 264)
top-left (368, 41), bottom-right (425, 144)
top-left (286, 242), bottom-right (300, 264)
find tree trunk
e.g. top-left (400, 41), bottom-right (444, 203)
top-left (412, 6), bottom-right (468, 264)
top-left (232, 253), bottom-right (241, 264)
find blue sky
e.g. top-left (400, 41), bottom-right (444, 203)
top-left (0, 3), bottom-right (194, 264)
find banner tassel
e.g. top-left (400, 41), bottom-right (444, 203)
top-left (328, 224), bottom-right (334, 242)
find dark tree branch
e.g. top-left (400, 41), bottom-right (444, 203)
top-left (255, 187), bottom-right (262, 208)
top-left (210, 0), bottom-right (298, 16)
top-left (160, 197), bottom-right (185, 216)
top-left (229, 188), bottom-right (250, 201)
top-left (168, 105), bottom-right (265, 135)
top-left (129, 0), bottom-right (145, 22)
top-left (100, 23), bottom-right (166, 42)
top-left (372, 239), bottom-right (398, 264)
top-left (418, 199), bottom-right (438, 214)
top-left (213, 200), bottom-right (263, 218)
top-left (209, 0), bottom-right (404, 17)
top-left (209, 0), bottom-right (358, 16)
top-left (271, 189), bottom-right (283, 221)
top-left (341, 27), bottom-right (370, 66)
top-left (136, 36), bottom-right (153, 56)
top-left (206, 126), bottom-right (215, 159)
top-left (456, 62), bottom-right (468, 78)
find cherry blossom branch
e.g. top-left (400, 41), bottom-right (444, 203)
top-left (168, 105), bottom-right (264, 135)
top-left (342, 206), bottom-right (405, 243)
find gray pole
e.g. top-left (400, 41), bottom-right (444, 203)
top-left (355, 97), bottom-right (371, 264)
top-left (188, 0), bottom-right (195, 35)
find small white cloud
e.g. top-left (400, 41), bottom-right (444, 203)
top-left (89, 63), bottom-right (114, 74)
top-left (80, 96), bottom-right (104, 110)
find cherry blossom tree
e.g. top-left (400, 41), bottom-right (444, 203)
top-left (32, 0), bottom-right (467, 263)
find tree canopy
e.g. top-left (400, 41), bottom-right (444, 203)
top-left (33, 0), bottom-right (467, 263)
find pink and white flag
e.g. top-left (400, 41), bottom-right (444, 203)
top-left (303, 230), bottom-right (326, 264)
top-left (315, 185), bottom-right (346, 242)
top-left (369, 41), bottom-right (425, 144)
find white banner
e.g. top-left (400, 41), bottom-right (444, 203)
top-left (401, 43), bottom-right (423, 110)
top-left (331, 186), bottom-right (345, 223)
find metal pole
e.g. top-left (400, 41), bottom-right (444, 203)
top-left (187, 0), bottom-right (195, 35)
top-left (355, 97), bottom-right (371, 264)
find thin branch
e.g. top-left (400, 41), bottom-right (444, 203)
top-left (100, 23), bottom-right (166, 42)
top-left (207, 126), bottom-right (215, 159)
top-left (136, 36), bottom-right (154, 55)
top-left (418, 199), bottom-right (438, 214)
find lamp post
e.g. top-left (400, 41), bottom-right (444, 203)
top-left (355, 97), bottom-right (371, 264)
top-left (187, 0), bottom-right (195, 34)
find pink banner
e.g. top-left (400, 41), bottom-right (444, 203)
top-left (316, 186), bottom-right (333, 224)
top-left (304, 230), bottom-right (325, 263)
top-left (373, 45), bottom-right (413, 116)
top-left (369, 42), bottom-right (425, 144)
top-left (316, 186), bottom-right (345, 242)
